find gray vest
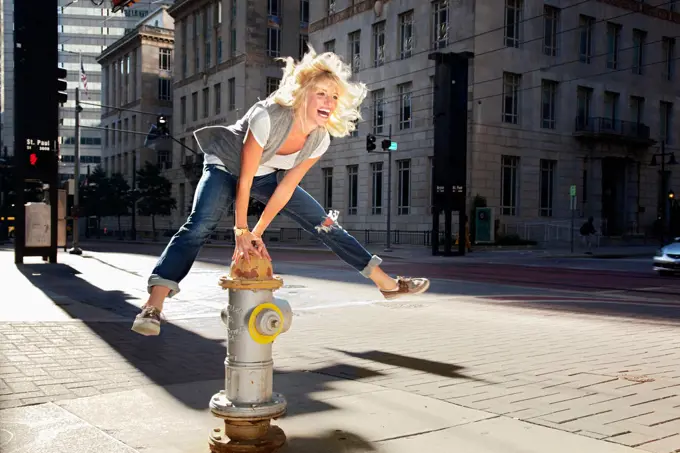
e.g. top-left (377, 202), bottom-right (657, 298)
top-left (193, 99), bottom-right (327, 178)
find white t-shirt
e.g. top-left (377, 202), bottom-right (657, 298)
top-left (205, 105), bottom-right (331, 176)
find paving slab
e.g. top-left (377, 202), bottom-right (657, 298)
top-left (0, 402), bottom-right (136, 453)
top-left (373, 415), bottom-right (647, 453)
top-left (2, 371), bottom-right (651, 453)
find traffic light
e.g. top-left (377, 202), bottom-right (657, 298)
top-left (669, 190), bottom-right (675, 200)
top-left (57, 67), bottom-right (68, 105)
top-left (366, 134), bottom-right (376, 152)
top-left (29, 153), bottom-right (38, 166)
top-left (111, 0), bottom-right (139, 13)
top-left (157, 115), bottom-right (169, 135)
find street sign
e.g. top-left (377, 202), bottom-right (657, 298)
top-left (388, 141), bottom-right (397, 151)
top-left (570, 185), bottom-right (576, 196)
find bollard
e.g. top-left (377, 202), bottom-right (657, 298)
top-left (209, 253), bottom-right (292, 453)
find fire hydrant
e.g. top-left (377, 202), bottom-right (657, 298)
top-left (209, 254), bottom-right (292, 453)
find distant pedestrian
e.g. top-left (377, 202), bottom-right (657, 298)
top-left (580, 216), bottom-right (597, 254)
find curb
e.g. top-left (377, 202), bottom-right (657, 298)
top-left (78, 239), bottom-right (411, 259)
top-left (540, 251), bottom-right (654, 259)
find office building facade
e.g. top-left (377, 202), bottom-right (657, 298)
top-left (307, 0), bottom-right (680, 239)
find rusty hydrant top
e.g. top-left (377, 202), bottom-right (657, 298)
top-left (219, 254), bottom-right (283, 291)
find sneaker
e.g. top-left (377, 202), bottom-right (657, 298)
top-left (380, 276), bottom-right (430, 300)
top-left (131, 306), bottom-right (164, 336)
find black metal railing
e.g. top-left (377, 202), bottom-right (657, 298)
top-left (574, 116), bottom-right (651, 141)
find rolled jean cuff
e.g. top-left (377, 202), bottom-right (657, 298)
top-left (360, 255), bottom-right (382, 278)
top-left (148, 274), bottom-right (181, 298)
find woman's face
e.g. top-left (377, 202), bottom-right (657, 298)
top-left (303, 78), bottom-right (340, 129)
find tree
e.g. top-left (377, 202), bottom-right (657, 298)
top-left (136, 162), bottom-right (176, 239)
top-left (80, 166), bottom-right (110, 236)
top-left (107, 173), bottom-right (131, 237)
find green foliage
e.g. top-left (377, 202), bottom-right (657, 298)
top-left (136, 162), bottom-right (177, 236)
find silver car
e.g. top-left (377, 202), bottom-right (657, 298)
top-left (653, 238), bottom-right (680, 276)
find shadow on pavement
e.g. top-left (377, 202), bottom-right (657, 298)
top-left (280, 429), bottom-right (376, 453)
top-left (12, 261), bottom-right (421, 419)
top-left (328, 349), bottom-right (488, 383)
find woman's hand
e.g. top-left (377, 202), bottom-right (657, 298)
top-left (232, 231), bottom-right (271, 264)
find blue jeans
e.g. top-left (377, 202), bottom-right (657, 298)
top-left (148, 164), bottom-right (382, 296)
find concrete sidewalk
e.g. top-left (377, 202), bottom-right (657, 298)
top-left (1, 250), bottom-right (678, 452)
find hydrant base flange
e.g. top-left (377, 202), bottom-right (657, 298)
top-left (210, 392), bottom-right (287, 420)
top-left (209, 425), bottom-right (286, 453)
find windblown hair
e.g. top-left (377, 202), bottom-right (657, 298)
top-left (270, 45), bottom-right (368, 138)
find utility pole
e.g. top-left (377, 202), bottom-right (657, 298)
top-left (385, 124), bottom-right (393, 252)
top-left (131, 150), bottom-right (137, 240)
top-left (69, 86), bottom-right (83, 255)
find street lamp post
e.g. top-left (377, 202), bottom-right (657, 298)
top-left (650, 140), bottom-right (677, 243)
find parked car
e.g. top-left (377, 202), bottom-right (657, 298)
top-left (653, 237), bottom-right (680, 276)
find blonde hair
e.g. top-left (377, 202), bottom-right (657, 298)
top-left (270, 45), bottom-right (368, 138)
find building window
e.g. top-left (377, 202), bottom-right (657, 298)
top-left (579, 15), bottom-right (594, 63)
top-left (327, 0), bottom-right (336, 15)
top-left (397, 159), bottom-right (411, 215)
top-left (267, 27), bottom-right (281, 57)
top-left (192, 91), bottom-right (198, 121)
top-left (432, 1), bottom-right (448, 49)
top-left (230, 0), bottom-right (237, 57)
top-left (606, 23), bottom-right (621, 70)
top-left (630, 96), bottom-right (644, 124)
top-left (157, 150), bottom-right (171, 170)
top-left (398, 83), bottom-right (412, 130)
top-left (660, 101), bottom-right (672, 144)
top-left (371, 89), bottom-right (384, 135)
top-left (323, 39), bottom-right (335, 53)
top-left (347, 165), bottom-right (358, 215)
top-left (228, 78), bottom-right (236, 110)
top-left (372, 21), bottom-right (386, 67)
top-left (505, 0), bottom-right (522, 48)
top-left (202, 88), bottom-right (210, 118)
top-left (204, 6), bottom-right (212, 69)
top-left (543, 5), bottom-right (558, 56)
top-left (502, 72), bottom-right (520, 124)
top-left (348, 30), bottom-right (361, 72)
top-left (267, 0), bottom-right (280, 16)
top-left (300, 0), bottom-right (309, 25)
top-left (181, 20), bottom-right (188, 77)
top-left (632, 29), bottom-right (646, 75)
top-left (158, 78), bottom-right (171, 101)
top-left (371, 162), bottom-right (383, 215)
top-left (539, 159), bottom-right (555, 217)
top-left (663, 37), bottom-right (675, 81)
top-left (214, 83), bottom-right (221, 115)
top-left (266, 77), bottom-right (280, 96)
top-left (159, 48), bottom-right (172, 71)
top-left (299, 33), bottom-right (309, 59)
top-left (180, 96), bottom-right (187, 124)
top-left (576, 86), bottom-right (593, 127)
top-left (399, 11), bottom-right (414, 59)
top-left (322, 168), bottom-right (333, 208)
top-left (604, 91), bottom-right (619, 128)
top-left (501, 155), bottom-right (519, 216)
top-left (194, 12), bottom-right (201, 72)
top-left (541, 80), bottom-right (557, 129)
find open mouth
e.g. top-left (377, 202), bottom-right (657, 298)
top-left (317, 109), bottom-right (330, 119)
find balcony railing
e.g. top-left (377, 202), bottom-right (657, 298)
top-left (573, 116), bottom-right (654, 145)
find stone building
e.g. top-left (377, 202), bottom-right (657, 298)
top-left (165, 0), bottom-right (312, 234)
top-left (97, 6), bottom-right (175, 234)
top-left (307, 0), bottom-right (680, 242)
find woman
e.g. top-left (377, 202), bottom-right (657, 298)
top-left (132, 48), bottom-right (430, 336)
